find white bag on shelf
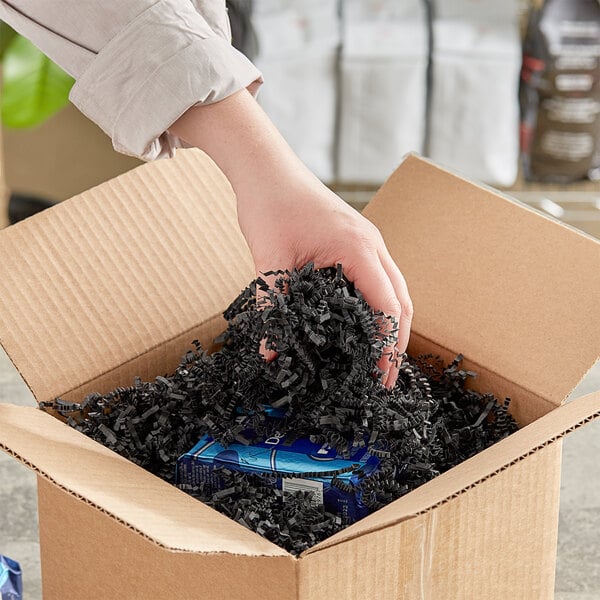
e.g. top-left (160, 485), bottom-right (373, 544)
top-left (252, 0), bottom-right (340, 182)
top-left (337, 0), bottom-right (428, 184)
top-left (428, 0), bottom-right (521, 186)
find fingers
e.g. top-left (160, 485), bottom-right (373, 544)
top-left (378, 252), bottom-right (413, 389)
top-left (379, 250), bottom-right (413, 355)
top-left (345, 253), bottom-right (404, 389)
top-left (259, 337), bottom-right (277, 363)
top-left (255, 268), bottom-right (287, 363)
top-left (254, 248), bottom-right (413, 390)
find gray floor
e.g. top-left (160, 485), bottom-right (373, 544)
top-left (1, 350), bottom-right (599, 599)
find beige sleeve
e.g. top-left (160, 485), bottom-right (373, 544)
top-left (0, 0), bottom-right (263, 159)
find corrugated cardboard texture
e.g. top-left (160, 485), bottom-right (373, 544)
top-left (302, 389), bottom-right (600, 555)
top-left (0, 404), bottom-right (287, 557)
top-left (60, 313), bottom-right (227, 402)
top-left (0, 149), bottom-right (254, 403)
top-left (1, 151), bottom-right (597, 410)
top-left (0, 151), bottom-right (598, 599)
top-left (2, 389), bottom-right (599, 568)
top-left (299, 442), bottom-right (561, 599)
top-left (28, 404), bottom-right (581, 599)
top-left (9, 409), bottom-right (576, 598)
top-left (37, 479), bottom-right (297, 600)
top-left (409, 331), bottom-right (554, 427)
top-left (364, 155), bottom-right (600, 406)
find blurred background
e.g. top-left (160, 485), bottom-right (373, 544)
top-left (1, 0), bottom-right (600, 238)
top-left (1, 1), bottom-right (600, 599)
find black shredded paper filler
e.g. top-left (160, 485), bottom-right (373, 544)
top-left (42, 264), bottom-right (518, 555)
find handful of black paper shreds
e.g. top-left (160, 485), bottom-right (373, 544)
top-left (42, 264), bottom-right (518, 555)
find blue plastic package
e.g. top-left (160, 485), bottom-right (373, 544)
top-left (176, 432), bottom-right (380, 523)
top-left (0, 555), bottom-right (22, 600)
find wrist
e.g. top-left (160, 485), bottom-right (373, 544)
top-left (169, 90), bottom-right (313, 199)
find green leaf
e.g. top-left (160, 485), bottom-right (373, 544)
top-left (0, 22), bottom-right (18, 58)
top-left (1, 34), bottom-right (74, 128)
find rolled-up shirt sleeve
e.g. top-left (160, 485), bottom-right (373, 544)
top-left (0, 0), bottom-right (263, 159)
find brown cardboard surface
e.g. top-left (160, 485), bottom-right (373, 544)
top-left (59, 312), bottom-right (227, 403)
top-left (1, 150), bottom-right (597, 409)
top-left (408, 331), bottom-right (555, 427)
top-left (0, 149), bottom-right (254, 403)
top-left (302, 389), bottom-right (600, 555)
top-left (0, 404), bottom-right (287, 557)
top-left (364, 154), bottom-right (600, 406)
top-left (37, 479), bottom-right (297, 600)
top-left (299, 442), bottom-right (562, 599)
top-left (1, 386), bottom-right (598, 563)
top-left (0, 150), bottom-right (599, 598)
top-left (4, 405), bottom-right (566, 599)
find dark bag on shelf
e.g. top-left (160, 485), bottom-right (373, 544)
top-left (520, 0), bottom-right (600, 182)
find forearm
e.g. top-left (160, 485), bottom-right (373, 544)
top-left (168, 88), bottom-right (361, 277)
top-left (2, 0), bottom-right (411, 386)
top-left (0, 1), bottom-right (261, 160)
top-left (170, 89), bottom-right (413, 387)
top-left (168, 90), bottom-right (333, 209)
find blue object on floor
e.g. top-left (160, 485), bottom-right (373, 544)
top-left (0, 554), bottom-right (22, 600)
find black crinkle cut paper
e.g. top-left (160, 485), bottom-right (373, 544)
top-left (41, 263), bottom-right (518, 555)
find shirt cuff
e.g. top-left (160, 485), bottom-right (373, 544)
top-left (69, 0), bottom-right (262, 160)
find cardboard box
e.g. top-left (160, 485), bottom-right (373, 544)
top-left (0, 149), bottom-right (599, 599)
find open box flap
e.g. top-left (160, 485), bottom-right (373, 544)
top-left (3, 386), bottom-right (597, 561)
top-left (302, 388), bottom-right (600, 556)
top-left (0, 149), bottom-right (254, 403)
top-left (0, 404), bottom-right (289, 557)
top-left (363, 154), bottom-right (600, 406)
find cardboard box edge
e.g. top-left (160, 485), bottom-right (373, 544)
top-left (394, 153), bottom-right (600, 245)
top-left (299, 389), bottom-right (600, 557)
top-left (363, 153), bottom-right (600, 407)
top-left (59, 311), bottom-right (227, 401)
top-left (0, 405), bottom-right (291, 559)
top-left (409, 330), bottom-right (558, 414)
top-left (3, 389), bottom-right (599, 560)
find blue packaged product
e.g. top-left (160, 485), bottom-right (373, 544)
top-left (176, 432), bottom-right (380, 523)
top-left (0, 555), bottom-right (22, 600)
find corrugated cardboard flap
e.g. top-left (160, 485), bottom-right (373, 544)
top-left (0, 149), bottom-right (254, 402)
top-left (0, 404), bottom-right (288, 557)
top-left (5, 392), bottom-right (596, 563)
top-left (302, 389), bottom-right (600, 556)
top-left (363, 154), bottom-right (600, 405)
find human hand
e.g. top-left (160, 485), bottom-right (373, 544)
top-left (169, 90), bottom-right (412, 387)
top-left (236, 177), bottom-right (412, 389)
